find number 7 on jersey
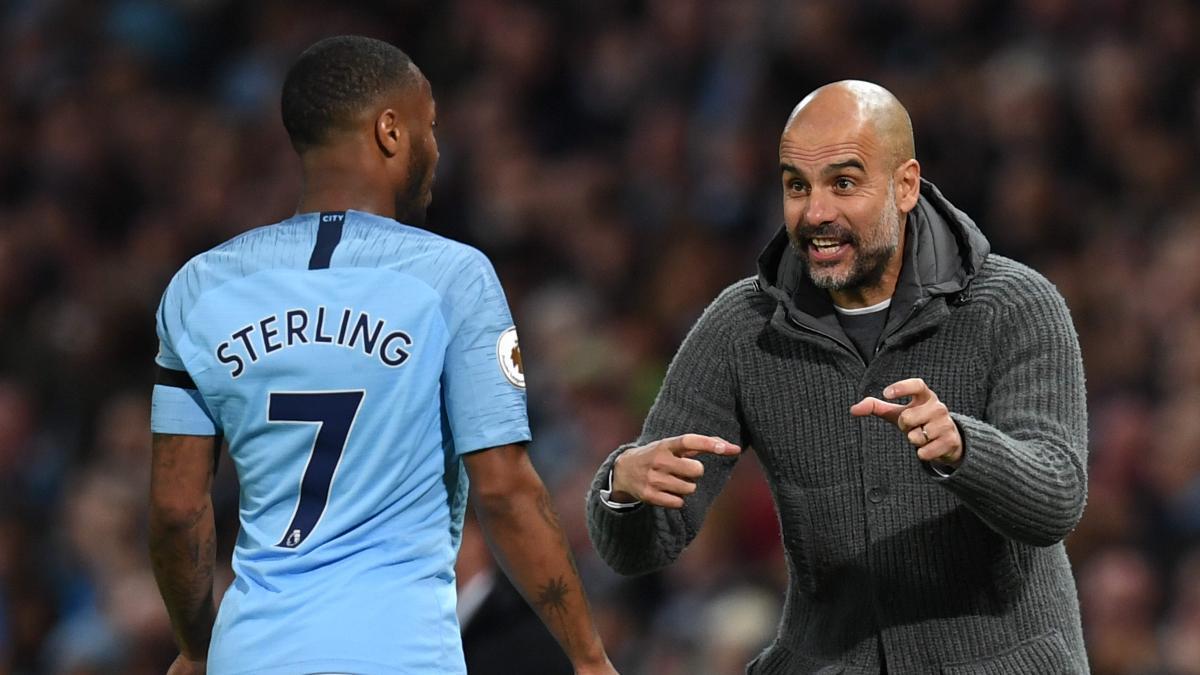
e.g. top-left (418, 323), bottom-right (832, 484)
top-left (268, 390), bottom-right (365, 548)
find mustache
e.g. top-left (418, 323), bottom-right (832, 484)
top-left (792, 223), bottom-right (859, 245)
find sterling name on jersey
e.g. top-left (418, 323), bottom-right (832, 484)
top-left (150, 210), bottom-right (530, 675)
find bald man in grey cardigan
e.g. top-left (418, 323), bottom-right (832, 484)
top-left (586, 81), bottom-right (1089, 674)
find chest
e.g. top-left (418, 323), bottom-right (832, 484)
top-left (739, 303), bottom-right (994, 488)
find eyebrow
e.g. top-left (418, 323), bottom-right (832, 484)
top-left (823, 159), bottom-right (866, 174)
top-left (780, 158), bottom-right (867, 176)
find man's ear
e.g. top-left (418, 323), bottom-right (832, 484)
top-left (895, 159), bottom-right (921, 213)
top-left (375, 108), bottom-right (409, 158)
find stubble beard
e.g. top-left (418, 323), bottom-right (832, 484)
top-left (395, 148), bottom-right (433, 228)
top-left (791, 182), bottom-right (902, 292)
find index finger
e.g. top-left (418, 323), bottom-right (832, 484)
top-left (883, 378), bottom-right (935, 403)
top-left (664, 433), bottom-right (741, 457)
top-left (849, 396), bottom-right (906, 424)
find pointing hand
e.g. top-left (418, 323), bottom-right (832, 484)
top-left (610, 434), bottom-right (741, 509)
top-left (850, 378), bottom-right (963, 468)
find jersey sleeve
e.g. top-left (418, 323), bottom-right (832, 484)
top-left (441, 249), bottom-right (531, 454)
top-left (151, 273), bottom-right (219, 436)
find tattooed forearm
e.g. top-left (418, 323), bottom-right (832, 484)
top-left (149, 499), bottom-right (216, 658)
top-left (494, 487), bottom-right (591, 656)
top-left (465, 444), bottom-right (609, 668)
top-left (149, 433), bottom-right (219, 658)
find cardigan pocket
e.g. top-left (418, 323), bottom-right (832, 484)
top-left (940, 629), bottom-right (1072, 674)
top-left (771, 480), bottom-right (870, 602)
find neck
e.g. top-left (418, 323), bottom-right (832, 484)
top-left (295, 150), bottom-right (395, 219)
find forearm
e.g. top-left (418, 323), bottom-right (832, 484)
top-left (149, 498), bottom-right (216, 659)
top-left (474, 482), bottom-right (607, 669)
top-left (586, 446), bottom-right (686, 575)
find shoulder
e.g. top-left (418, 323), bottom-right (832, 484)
top-left (704, 276), bottom-right (774, 324)
top-left (442, 240), bottom-right (498, 279)
top-left (160, 221), bottom-right (296, 310)
top-left (345, 213), bottom-right (498, 283)
top-left (423, 238), bottom-right (499, 295)
top-left (968, 254), bottom-right (1076, 335)
top-left (970, 254), bottom-right (1068, 310)
top-left (685, 277), bottom-right (773, 342)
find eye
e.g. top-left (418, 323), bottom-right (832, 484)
top-left (787, 180), bottom-right (808, 194)
top-left (834, 177), bottom-right (855, 191)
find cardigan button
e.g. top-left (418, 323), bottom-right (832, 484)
top-left (867, 486), bottom-right (887, 503)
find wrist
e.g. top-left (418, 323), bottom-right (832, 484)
top-left (929, 445), bottom-right (964, 477)
top-left (571, 644), bottom-right (611, 670)
top-left (610, 453), bottom-right (633, 501)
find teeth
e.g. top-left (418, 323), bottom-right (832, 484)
top-left (811, 238), bottom-right (842, 248)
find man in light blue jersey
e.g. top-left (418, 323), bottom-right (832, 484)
top-left (148, 36), bottom-right (616, 675)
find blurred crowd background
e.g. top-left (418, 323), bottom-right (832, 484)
top-left (0, 0), bottom-right (1198, 673)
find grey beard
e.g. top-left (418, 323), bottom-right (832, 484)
top-left (791, 195), bottom-right (901, 291)
top-left (802, 238), bottom-right (897, 291)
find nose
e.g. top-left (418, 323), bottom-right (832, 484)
top-left (803, 189), bottom-right (836, 227)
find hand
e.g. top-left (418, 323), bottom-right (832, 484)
top-left (850, 378), bottom-right (963, 467)
top-left (166, 655), bottom-right (206, 675)
top-left (611, 434), bottom-right (741, 508)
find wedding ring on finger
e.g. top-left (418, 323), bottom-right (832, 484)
top-left (920, 425), bottom-right (931, 444)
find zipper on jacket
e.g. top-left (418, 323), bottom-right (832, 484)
top-left (875, 297), bottom-right (929, 357)
top-left (786, 314), bottom-right (866, 367)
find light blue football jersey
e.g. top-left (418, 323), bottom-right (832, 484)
top-left (150, 210), bottom-right (530, 675)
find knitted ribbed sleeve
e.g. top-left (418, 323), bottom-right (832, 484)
top-left (585, 281), bottom-right (753, 575)
top-left (940, 262), bottom-right (1088, 546)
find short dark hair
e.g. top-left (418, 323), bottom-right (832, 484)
top-left (281, 36), bottom-right (419, 153)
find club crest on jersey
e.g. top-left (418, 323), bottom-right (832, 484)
top-left (497, 326), bottom-right (524, 388)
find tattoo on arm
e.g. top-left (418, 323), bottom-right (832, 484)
top-left (149, 433), bottom-right (218, 658)
top-left (534, 574), bottom-right (573, 651)
top-left (467, 447), bottom-right (604, 665)
top-left (535, 488), bottom-right (556, 525)
top-left (535, 575), bottom-right (571, 615)
top-left (149, 501), bottom-right (216, 657)
top-left (532, 488), bottom-right (584, 651)
top-left (535, 489), bottom-right (576, 566)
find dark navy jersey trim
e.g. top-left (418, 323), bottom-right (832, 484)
top-left (156, 366), bottom-right (197, 390)
top-left (308, 211), bottom-right (346, 270)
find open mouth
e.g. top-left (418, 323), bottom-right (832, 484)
top-left (807, 237), bottom-right (851, 261)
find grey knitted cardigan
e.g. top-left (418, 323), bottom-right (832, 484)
top-left (586, 180), bottom-right (1089, 674)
